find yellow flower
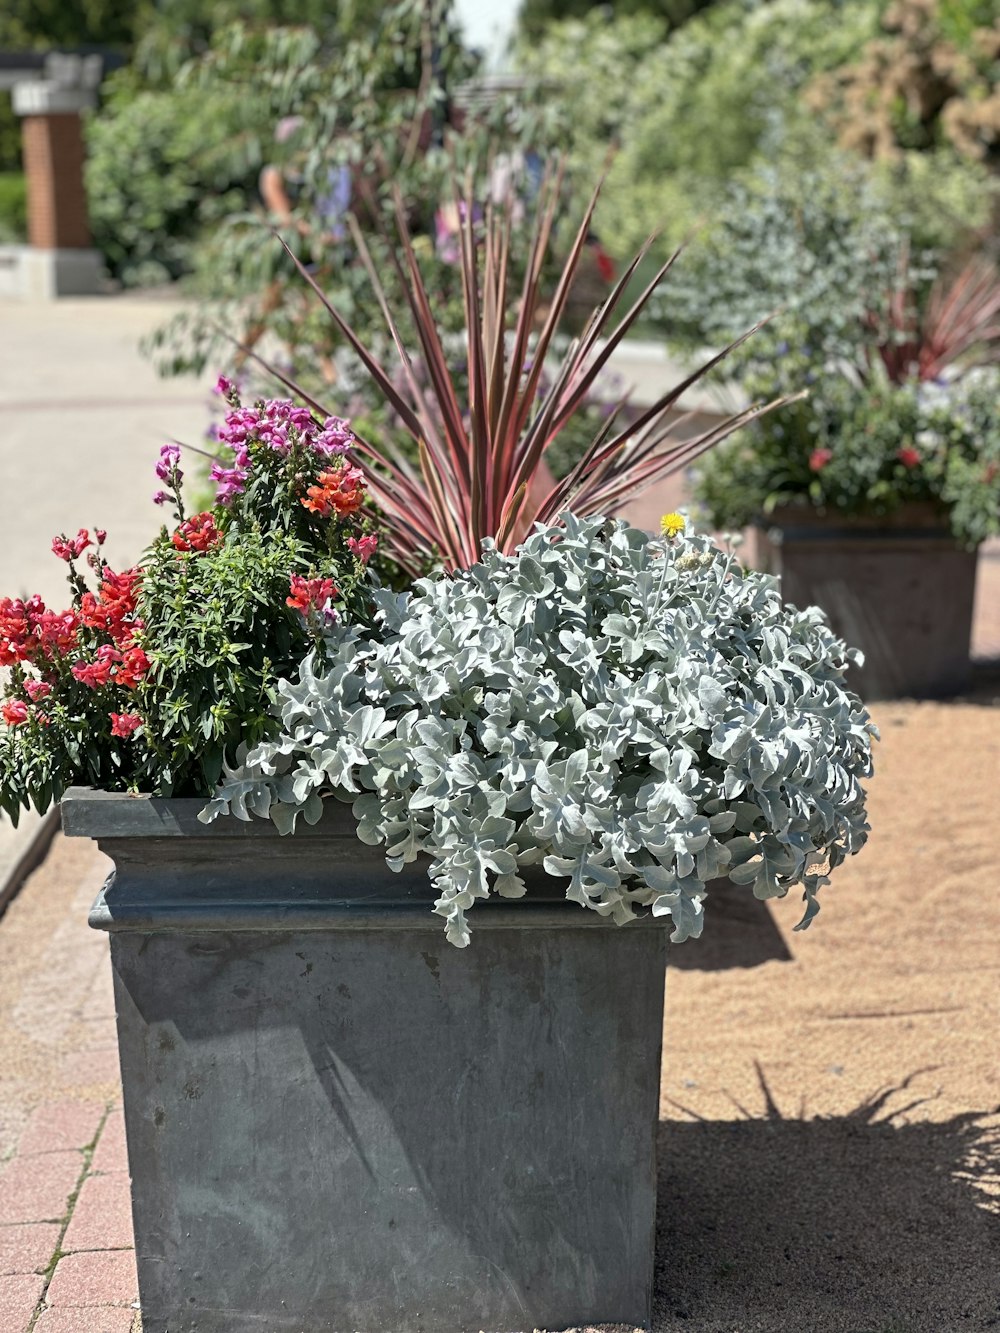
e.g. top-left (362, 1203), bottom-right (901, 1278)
top-left (660, 511), bottom-right (686, 539)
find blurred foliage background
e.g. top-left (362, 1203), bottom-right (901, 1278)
top-left (3, 0), bottom-right (996, 314)
top-left (2, 0), bottom-right (998, 529)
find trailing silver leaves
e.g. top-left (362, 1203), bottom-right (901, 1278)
top-left (201, 515), bottom-right (877, 946)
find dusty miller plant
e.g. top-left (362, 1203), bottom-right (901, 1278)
top-left (202, 515), bottom-right (877, 946)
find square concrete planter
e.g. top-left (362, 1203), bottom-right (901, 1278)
top-left (759, 504), bottom-right (978, 700)
top-left (63, 788), bottom-right (668, 1333)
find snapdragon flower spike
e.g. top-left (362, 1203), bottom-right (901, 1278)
top-left (153, 443), bottom-right (186, 519)
top-left (301, 465), bottom-right (366, 518)
top-left (215, 374), bottom-right (241, 407)
top-left (209, 389), bottom-right (356, 505)
top-left (172, 513), bottom-right (221, 554)
top-left (155, 443), bottom-right (182, 483)
top-left (0, 597), bottom-right (36, 665)
top-left (209, 462), bottom-right (249, 505)
top-left (0, 596), bottom-right (80, 666)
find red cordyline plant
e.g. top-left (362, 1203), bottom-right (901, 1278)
top-left (242, 172), bottom-right (786, 573)
top-left (869, 251), bottom-right (1000, 386)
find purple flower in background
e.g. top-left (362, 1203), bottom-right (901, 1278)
top-left (152, 490), bottom-right (170, 506)
top-left (155, 444), bottom-right (181, 482)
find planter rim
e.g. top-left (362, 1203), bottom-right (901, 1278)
top-left (61, 787), bottom-right (358, 840)
top-left (760, 501), bottom-right (963, 545)
top-left (64, 789), bottom-right (671, 937)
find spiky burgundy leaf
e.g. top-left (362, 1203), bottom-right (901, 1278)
top-left (250, 172), bottom-right (777, 570)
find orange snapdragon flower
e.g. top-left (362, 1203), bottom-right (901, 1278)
top-left (301, 465), bottom-right (366, 518)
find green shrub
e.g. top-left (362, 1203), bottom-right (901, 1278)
top-left (515, 0), bottom-right (884, 256)
top-left (694, 372), bottom-right (1000, 547)
top-left (0, 172), bottom-right (27, 243)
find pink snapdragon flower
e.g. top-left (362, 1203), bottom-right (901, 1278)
top-left (287, 575), bottom-right (338, 616)
top-left (52, 529), bottom-right (92, 562)
top-left (347, 534), bottom-right (378, 564)
top-left (72, 644), bottom-right (121, 689)
top-left (210, 462), bottom-right (249, 505)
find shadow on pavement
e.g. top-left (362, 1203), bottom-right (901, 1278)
top-left (653, 1068), bottom-right (1000, 1332)
top-left (668, 881), bottom-right (793, 972)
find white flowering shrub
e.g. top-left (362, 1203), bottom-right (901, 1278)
top-left (201, 515), bottom-right (877, 946)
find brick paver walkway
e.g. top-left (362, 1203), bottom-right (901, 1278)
top-left (0, 838), bottom-right (138, 1333)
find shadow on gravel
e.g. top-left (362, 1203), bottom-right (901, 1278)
top-left (653, 1068), bottom-right (1000, 1332)
top-left (966, 658), bottom-right (1000, 705)
top-left (668, 882), bottom-right (793, 972)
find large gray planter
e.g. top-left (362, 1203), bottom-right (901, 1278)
top-left (759, 504), bottom-right (978, 700)
top-left (63, 789), bottom-right (668, 1333)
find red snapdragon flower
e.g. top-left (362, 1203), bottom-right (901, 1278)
top-left (81, 568), bottom-right (142, 644)
top-left (24, 680), bottom-right (52, 702)
top-left (172, 513), bottom-right (222, 553)
top-left (809, 448), bottom-right (833, 473)
top-left (1, 597), bottom-right (79, 665)
top-left (0, 597), bottom-right (33, 665)
top-left (110, 711), bottom-right (143, 738)
top-left (36, 610), bottom-right (80, 657)
top-left (117, 646), bottom-right (150, 689)
top-left (896, 446), bottom-right (921, 469)
top-left (72, 644), bottom-right (121, 689)
top-left (1, 700), bottom-right (28, 727)
top-left (302, 465), bottom-right (366, 518)
top-left (287, 575), bottom-right (338, 615)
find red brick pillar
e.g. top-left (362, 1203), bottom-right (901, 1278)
top-left (10, 55), bottom-right (104, 297)
top-left (19, 111), bottom-right (92, 249)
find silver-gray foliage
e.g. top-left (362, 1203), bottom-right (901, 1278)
top-left (200, 515), bottom-right (877, 946)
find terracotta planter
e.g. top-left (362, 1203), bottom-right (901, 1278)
top-left (63, 789), bottom-right (668, 1333)
top-left (758, 504), bottom-right (978, 700)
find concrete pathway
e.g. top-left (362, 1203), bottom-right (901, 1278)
top-left (0, 294), bottom-right (211, 610)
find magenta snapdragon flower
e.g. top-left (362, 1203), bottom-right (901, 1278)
top-left (155, 444), bottom-right (182, 483)
top-left (208, 384), bottom-right (357, 504)
top-left (210, 463), bottom-right (249, 506)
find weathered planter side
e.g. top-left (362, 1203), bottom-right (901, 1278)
top-left (63, 790), bottom-right (668, 1333)
top-left (761, 506), bottom-right (978, 700)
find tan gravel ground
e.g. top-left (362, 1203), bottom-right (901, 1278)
top-left (1, 697), bottom-right (997, 1333)
top-left (649, 692), bottom-right (1000, 1333)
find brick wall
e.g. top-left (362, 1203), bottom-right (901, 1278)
top-left (21, 114), bottom-right (92, 250)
